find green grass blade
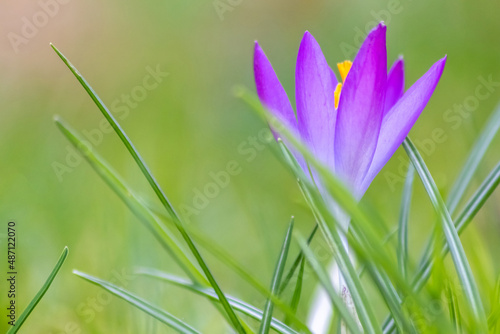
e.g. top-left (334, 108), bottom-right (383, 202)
top-left (286, 256), bottom-right (305, 324)
top-left (398, 165), bottom-right (414, 281)
top-left (54, 116), bottom-right (204, 284)
top-left (446, 281), bottom-right (462, 333)
top-left (137, 269), bottom-right (301, 334)
top-left (7, 247), bottom-right (68, 334)
top-left (295, 233), bottom-right (362, 334)
top-left (403, 137), bottom-right (488, 332)
top-left (259, 217), bottom-right (294, 334)
top-left (52, 45), bottom-right (246, 334)
top-left (73, 270), bottom-right (200, 334)
top-left (279, 224), bottom-right (318, 295)
top-left (294, 177), bottom-right (380, 334)
top-left (446, 102), bottom-right (500, 213)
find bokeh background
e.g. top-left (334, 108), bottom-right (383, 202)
top-left (1, 0), bottom-right (500, 332)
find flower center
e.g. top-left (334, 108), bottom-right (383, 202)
top-left (334, 60), bottom-right (352, 108)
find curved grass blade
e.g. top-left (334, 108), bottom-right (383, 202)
top-left (403, 137), bottom-right (488, 332)
top-left (137, 269), bottom-right (301, 334)
top-left (52, 44), bottom-right (245, 334)
top-left (54, 116), bottom-right (204, 284)
top-left (7, 247), bottom-right (68, 334)
top-left (447, 102), bottom-right (500, 213)
top-left (259, 217), bottom-right (294, 334)
top-left (295, 233), bottom-right (362, 334)
top-left (73, 270), bottom-right (200, 334)
top-left (398, 164), bottom-right (414, 281)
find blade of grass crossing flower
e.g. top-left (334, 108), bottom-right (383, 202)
top-left (280, 138), bottom-right (412, 333)
top-left (136, 269), bottom-right (301, 334)
top-left (279, 224), bottom-right (318, 295)
top-left (54, 116), bottom-right (204, 284)
top-left (259, 217), bottom-right (294, 334)
top-left (236, 87), bottom-right (431, 332)
top-left (446, 281), bottom-right (462, 333)
top-left (295, 233), bottom-right (362, 334)
top-left (7, 247), bottom-right (68, 334)
top-left (52, 45), bottom-right (246, 334)
top-left (294, 177), bottom-right (380, 334)
top-left (74, 270), bottom-right (200, 334)
top-left (398, 165), bottom-right (414, 281)
top-left (403, 137), bottom-right (488, 332)
top-left (447, 102), bottom-right (500, 213)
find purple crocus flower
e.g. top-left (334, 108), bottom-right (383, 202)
top-left (254, 22), bottom-right (446, 199)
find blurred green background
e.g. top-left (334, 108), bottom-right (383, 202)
top-left (1, 0), bottom-right (500, 332)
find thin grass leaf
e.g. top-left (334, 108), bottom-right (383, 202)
top-left (73, 270), bottom-right (200, 334)
top-left (279, 224), bottom-right (318, 295)
top-left (295, 233), bottom-right (362, 334)
top-left (52, 45), bottom-right (246, 334)
top-left (7, 247), bottom-right (68, 334)
top-left (403, 137), bottom-right (488, 332)
top-left (446, 281), bottom-right (462, 333)
top-left (259, 217), bottom-right (294, 334)
top-left (136, 269), bottom-right (301, 334)
top-left (286, 256), bottom-right (305, 324)
top-left (447, 102), bottom-right (500, 213)
top-left (398, 164), bottom-right (414, 281)
top-left (54, 116), bottom-right (204, 284)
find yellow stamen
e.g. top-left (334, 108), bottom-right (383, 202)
top-left (337, 60), bottom-right (352, 83)
top-left (334, 83), bottom-right (342, 109)
top-left (334, 60), bottom-right (352, 109)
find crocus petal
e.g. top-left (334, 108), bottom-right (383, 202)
top-left (254, 41), bottom-right (297, 137)
top-left (295, 31), bottom-right (337, 169)
top-left (385, 57), bottom-right (405, 113)
top-left (362, 56), bottom-right (447, 191)
top-left (254, 41), bottom-right (309, 174)
top-left (334, 23), bottom-right (387, 196)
